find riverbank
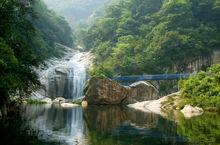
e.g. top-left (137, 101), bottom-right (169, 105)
top-left (127, 95), bottom-right (169, 117)
top-left (128, 92), bottom-right (205, 118)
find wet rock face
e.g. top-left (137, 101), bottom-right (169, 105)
top-left (84, 77), bottom-right (158, 105)
top-left (48, 74), bottom-right (67, 99)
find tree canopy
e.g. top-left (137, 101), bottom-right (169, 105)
top-left (83, 0), bottom-right (220, 77)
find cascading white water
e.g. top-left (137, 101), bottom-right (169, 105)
top-left (65, 53), bottom-right (87, 99)
top-left (33, 50), bottom-right (91, 100)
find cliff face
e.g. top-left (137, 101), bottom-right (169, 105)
top-left (186, 56), bottom-right (212, 72)
top-left (171, 50), bottom-right (220, 73)
top-left (213, 50), bottom-right (220, 64)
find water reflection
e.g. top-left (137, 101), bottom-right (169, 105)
top-left (22, 105), bottom-right (220, 145)
top-left (23, 104), bottom-right (86, 145)
top-left (84, 106), bottom-right (186, 145)
top-left (177, 113), bottom-right (220, 145)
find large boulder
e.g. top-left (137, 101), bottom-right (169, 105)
top-left (84, 77), bottom-right (158, 105)
top-left (84, 77), bottom-right (129, 104)
top-left (124, 81), bottom-right (159, 104)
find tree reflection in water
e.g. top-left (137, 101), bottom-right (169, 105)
top-left (22, 105), bottom-right (220, 145)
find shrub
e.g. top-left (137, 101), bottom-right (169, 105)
top-left (179, 64), bottom-right (220, 110)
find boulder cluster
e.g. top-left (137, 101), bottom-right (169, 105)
top-left (83, 77), bottom-right (159, 105)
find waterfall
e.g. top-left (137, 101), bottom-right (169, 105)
top-left (33, 50), bottom-right (91, 100)
top-left (64, 53), bottom-right (87, 99)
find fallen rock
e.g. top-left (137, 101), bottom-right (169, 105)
top-left (84, 77), bottom-right (129, 105)
top-left (181, 105), bottom-right (204, 118)
top-left (61, 103), bottom-right (79, 108)
top-left (84, 77), bottom-right (158, 105)
top-left (52, 97), bottom-right (66, 104)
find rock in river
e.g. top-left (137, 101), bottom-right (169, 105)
top-left (84, 77), bottom-right (129, 104)
top-left (84, 77), bottom-right (158, 105)
top-left (181, 105), bottom-right (204, 118)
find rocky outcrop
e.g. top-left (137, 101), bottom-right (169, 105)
top-left (84, 77), bottom-right (158, 105)
top-left (181, 105), bottom-right (204, 118)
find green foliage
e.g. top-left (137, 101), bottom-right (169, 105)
top-left (25, 99), bottom-right (47, 105)
top-left (0, 40), bottom-right (19, 102)
top-left (83, 0), bottom-right (220, 76)
top-left (33, 0), bottom-right (74, 58)
top-left (0, 0), bottom-right (74, 110)
top-left (179, 64), bottom-right (220, 109)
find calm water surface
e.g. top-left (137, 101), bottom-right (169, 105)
top-left (22, 105), bottom-right (220, 145)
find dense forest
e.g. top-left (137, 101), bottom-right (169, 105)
top-left (0, 0), bottom-right (74, 113)
top-left (83, 0), bottom-right (220, 77)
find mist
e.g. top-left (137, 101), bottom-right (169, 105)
top-left (43, 0), bottom-right (111, 28)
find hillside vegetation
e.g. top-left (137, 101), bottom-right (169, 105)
top-left (179, 64), bottom-right (220, 110)
top-left (83, 0), bottom-right (220, 77)
top-left (0, 0), bottom-right (74, 111)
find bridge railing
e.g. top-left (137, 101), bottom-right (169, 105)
top-left (114, 73), bottom-right (191, 81)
